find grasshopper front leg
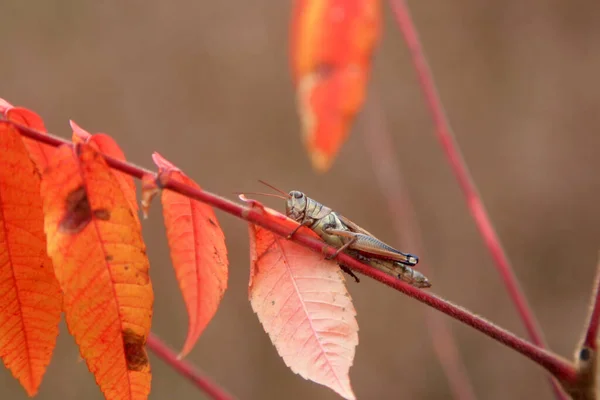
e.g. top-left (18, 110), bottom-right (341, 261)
top-left (286, 219), bottom-right (312, 239)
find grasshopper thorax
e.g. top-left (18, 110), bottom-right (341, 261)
top-left (286, 191), bottom-right (307, 221)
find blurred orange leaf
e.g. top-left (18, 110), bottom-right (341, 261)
top-left (0, 100), bottom-right (55, 172)
top-left (290, 0), bottom-right (381, 172)
top-left (0, 122), bottom-right (62, 396)
top-left (41, 143), bottom-right (153, 400)
top-left (248, 214), bottom-right (358, 400)
top-left (151, 152), bottom-right (228, 358)
top-left (70, 120), bottom-right (139, 222)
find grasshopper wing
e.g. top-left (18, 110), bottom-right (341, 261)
top-left (329, 229), bottom-right (418, 266)
top-left (338, 214), bottom-right (377, 237)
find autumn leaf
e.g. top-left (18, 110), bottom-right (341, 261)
top-left (70, 120), bottom-right (139, 222)
top-left (0, 121), bottom-right (62, 396)
top-left (151, 152), bottom-right (228, 358)
top-left (41, 143), bottom-right (153, 400)
top-left (0, 101), bottom-right (55, 172)
top-left (248, 212), bottom-right (358, 399)
top-left (290, 0), bottom-right (381, 172)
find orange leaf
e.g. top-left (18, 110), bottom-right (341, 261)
top-left (248, 218), bottom-right (358, 399)
top-left (0, 122), bottom-right (62, 396)
top-left (291, 0), bottom-right (381, 172)
top-left (152, 152), bottom-right (228, 358)
top-left (70, 120), bottom-right (139, 221)
top-left (41, 143), bottom-right (153, 400)
top-left (3, 105), bottom-right (55, 172)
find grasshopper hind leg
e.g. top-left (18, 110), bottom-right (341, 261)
top-left (339, 265), bottom-right (360, 283)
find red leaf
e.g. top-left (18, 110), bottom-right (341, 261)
top-left (0, 122), bottom-right (62, 395)
top-left (248, 215), bottom-right (358, 399)
top-left (2, 105), bottom-right (55, 172)
top-left (41, 143), bottom-right (153, 400)
top-left (152, 152), bottom-right (229, 358)
top-left (291, 0), bottom-right (381, 172)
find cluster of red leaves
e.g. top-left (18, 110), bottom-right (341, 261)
top-left (0, 100), bottom-right (229, 399)
top-left (0, 1), bottom-right (387, 397)
top-left (0, 98), bottom-right (367, 400)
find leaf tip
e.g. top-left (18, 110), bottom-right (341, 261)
top-left (152, 151), bottom-right (179, 172)
top-left (309, 149), bottom-right (332, 173)
top-left (0, 97), bottom-right (12, 113)
top-left (69, 119), bottom-right (92, 143)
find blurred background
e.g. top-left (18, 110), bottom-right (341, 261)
top-left (2, 1), bottom-right (600, 399)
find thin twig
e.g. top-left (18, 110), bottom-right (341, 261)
top-left (583, 255), bottom-right (600, 350)
top-left (362, 97), bottom-right (476, 400)
top-left (387, 1), bottom-right (567, 398)
top-left (10, 121), bottom-right (578, 385)
top-left (147, 333), bottom-right (235, 400)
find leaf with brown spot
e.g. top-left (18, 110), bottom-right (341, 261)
top-left (0, 121), bottom-right (62, 396)
top-left (41, 143), bottom-right (153, 400)
top-left (70, 120), bottom-right (139, 223)
top-left (151, 152), bottom-right (229, 358)
top-left (122, 329), bottom-right (149, 372)
top-left (59, 186), bottom-right (92, 234)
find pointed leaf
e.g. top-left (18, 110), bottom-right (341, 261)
top-left (0, 122), bottom-right (62, 396)
top-left (290, 0), bottom-right (381, 172)
top-left (41, 143), bottom-right (153, 400)
top-left (152, 152), bottom-right (228, 358)
top-left (2, 105), bottom-right (55, 172)
top-left (248, 219), bottom-right (358, 399)
top-left (0, 97), bottom-right (12, 113)
top-left (70, 119), bottom-right (92, 143)
top-left (70, 120), bottom-right (139, 220)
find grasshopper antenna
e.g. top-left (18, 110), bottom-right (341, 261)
top-left (257, 180), bottom-right (291, 198)
top-left (233, 191), bottom-right (288, 200)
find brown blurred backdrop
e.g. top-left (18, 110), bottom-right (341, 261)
top-left (2, 1), bottom-right (600, 399)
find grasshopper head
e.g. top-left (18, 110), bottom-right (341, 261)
top-left (286, 191), bottom-right (307, 221)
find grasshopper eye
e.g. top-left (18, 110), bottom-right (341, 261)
top-left (292, 191), bottom-right (303, 199)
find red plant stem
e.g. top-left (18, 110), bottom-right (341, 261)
top-left (387, 3), bottom-right (567, 397)
top-left (147, 333), bottom-right (235, 400)
top-left (583, 256), bottom-right (600, 350)
top-left (362, 98), bottom-right (476, 400)
top-left (388, 0), bottom-right (545, 349)
top-left (11, 121), bottom-right (577, 385)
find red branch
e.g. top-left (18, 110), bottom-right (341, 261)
top-left (362, 97), bottom-right (476, 400)
top-left (388, 2), bottom-right (569, 397)
top-left (147, 333), bottom-right (234, 400)
top-left (386, 3), bottom-right (574, 397)
top-left (583, 256), bottom-right (600, 350)
top-left (11, 121), bottom-right (578, 386)
top-left (388, 0), bottom-right (545, 350)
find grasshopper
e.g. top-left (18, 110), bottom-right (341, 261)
top-left (247, 181), bottom-right (430, 288)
